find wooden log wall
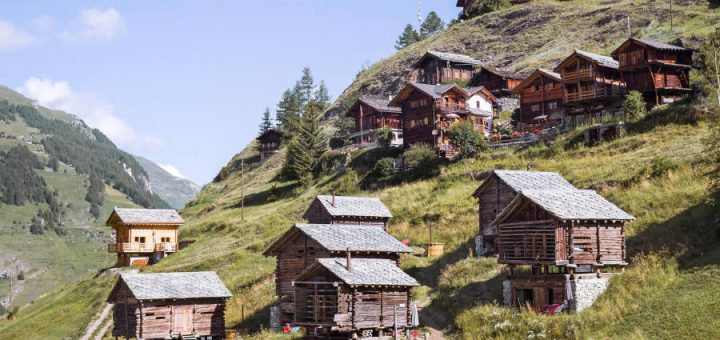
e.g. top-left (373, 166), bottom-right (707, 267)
top-left (478, 177), bottom-right (516, 238)
top-left (497, 219), bottom-right (557, 264)
top-left (508, 274), bottom-right (567, 309)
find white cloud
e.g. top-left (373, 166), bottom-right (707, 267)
top-left (17, 77), bottom-right (161, 152)
top-left (62, 7), bottom-right (126, 42)
top-left (0, 20), bottom-right (37, 51)
top-left (158, 164), bottom-right (186, 179)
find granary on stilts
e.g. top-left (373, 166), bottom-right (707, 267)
top-left (108, 271), bottom-right (231, 340)
top-left (303, 195), bottom-right (393, 229)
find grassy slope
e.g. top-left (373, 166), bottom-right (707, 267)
top-left (2, 1), bottom-right (720, 338)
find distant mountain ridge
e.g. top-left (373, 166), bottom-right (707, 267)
top-left (134, 155), bottom-right (201, 209)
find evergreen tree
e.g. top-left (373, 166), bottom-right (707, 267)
top-left (420, 11), bottom-right (445, 38)
top-left (395, 24), bottom-right (420, 49)
top-left (259, 108), bottom-right (273, 136)
top-left (314, 80), bottom-right (331, 108)
top-left (333, 116), bottom-right (356, 148)
top-left (283, 101), bottom-right (329, 183)
top-left (623, 90), bottom-right (647, 120)
top-left (296, 67), bottom-right (315, 110)
top-left (276, 88), bottom-right (301, 128)
top-left (48, 157), bottom-right (60, 172)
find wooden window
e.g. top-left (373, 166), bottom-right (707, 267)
top-left (160, 237), bottom-right (171, 243)
top-left (531, 104), bottom-right (540, 112)
top-left (547, 102), bottom-right (557, 110)
top-left (134, 236), bottom-right (146, 243)
top-left (476, 100), bottom-right (480, 108)
top-left (423, 117), bottom-right (429, 125)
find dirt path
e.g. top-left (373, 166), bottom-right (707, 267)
top-left (417, 299), bottom-right (450, 340)
top-left (94, 318), bottom-right (113, 340)
top-left (80, 303), bottom-right (113, 340)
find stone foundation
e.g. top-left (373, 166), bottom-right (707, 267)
top-left (502, 279), bottom-right (512, 306)
top-left (568, 275), bottom-right (612, 312)
top-left (269, 305), bottom-right (280, 332)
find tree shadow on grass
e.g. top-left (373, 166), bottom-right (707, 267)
top-left (228, 181), bottom-right (302, 209)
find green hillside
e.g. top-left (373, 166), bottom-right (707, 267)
top-left (1, 1), bottom-right (718, 339)
top-left (0, 88), bottom-right (169, 316)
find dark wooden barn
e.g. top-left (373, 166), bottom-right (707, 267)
top-left (257, 129), bottom-right (283, 160)
top-left (413, 50), bottom-right (481, 85)
top-left (493, 189), bottom-right (634, 312)
top-left (108, 271), bottom-right (232, 340)
top-left (554, 49), bottom-right (625, 125)
top-left (344, 96), bottom-right (403, 147)
top-left (293, 257), bottom-right (418, 338)
top-left (512, 68), bottom-right (565, 127)
top-left (611, 38), bottom-right (693, 106)
top-left (302, 195), bottom-right (393, 228)
top-left (470, 65), bottom-right (524, 97)
top-left (471, 170), bottom-right (575, 255)
top-left (263, 224), bottom-right (412, 328)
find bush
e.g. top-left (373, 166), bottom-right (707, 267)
top-left (29, 223), bottom-right (43, 235)
top-left (449, 121), bottom-right (488, 158)
top-left (373, 157), bottom-right (395, 177)
top-left (464, 0), bottom-right (511, 19)
top-left (649, 157), bottom-right (679, 178)
top-left (623, 90), bottom-right (648, 120)
top-left (331, 170), bottom-right (360, 195)
top-left (375, 128), bottom-right (394, 147)
top-left (403, 144), bottom-right (436, 169)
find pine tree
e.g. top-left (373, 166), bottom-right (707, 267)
top-left (276, 88), bottom-right (301, 127)
top-left (420, 11), bottom-right (445, 38)
top-left (296, 67), bottom-right (315, 110)
top-left (283, 101), bottom-right (329, 182)
top-left (395, 24), bottom-right (420, 49)
top-left (314, 80), bottom-right (331, 108)
top-left (259, 108), bottom-right (273, 136)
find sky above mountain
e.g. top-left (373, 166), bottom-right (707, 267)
top-left (0, 1), bottom-right (458, 184)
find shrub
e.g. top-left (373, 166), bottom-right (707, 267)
top-left (464, 0), bottom-right (511, 19)
top-left (403, 144), bottom-right (436, 169)
top-left (375, 128), bottom-right (394, 147)
top-left (649, 157), bottom-right (679, 178)
top-left (373, 157), bottom-right (395, 177)
top-left (331, 170), bottom-right (360, 195)
top-left (623, 90), bottom-right (647, 120)
top-left (449, 121), bottom-right (488, 158)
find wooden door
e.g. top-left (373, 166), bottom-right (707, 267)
top-left (172, 306), bottom-right (193, 335)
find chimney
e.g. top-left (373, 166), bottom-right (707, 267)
top-left (332, 192), bottom-right (336, 207)
top-left (346, 248), bottom-right (351, 272)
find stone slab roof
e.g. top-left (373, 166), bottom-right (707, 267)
top-left (358, 96), bottom-right (402, 114)
top-left (635, 38), bottom-right (690, 51)
top-left (305, 258), bottom-right (419, 287)
top-left (409, 82), bottom-right (462, 100)
top-left (311, 195), bottom-right (393, 218)
top-left (416, 50), bottom-right (482, 66)
top-left (575, 49), bottom-right (619, 69)
top-left (110, 208), bottom-right (184, 224)
top-left (473, 170), bottom-right (575, 197)
top-left (115, 271), bottom-right (231, 300)
top-left (480, 65), bottom-right (524, 80)
top-left (295, 224), bottom-right (412, 253)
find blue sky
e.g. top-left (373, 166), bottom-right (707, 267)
top-left (0, 1), bottom-right (458, 185)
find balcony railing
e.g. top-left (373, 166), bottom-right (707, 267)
top-left (562, 69), bottom-right (593, 82)
top-left (108, 242), bottom-right (177, 253)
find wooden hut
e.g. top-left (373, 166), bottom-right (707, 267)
top-left (471, 170), bottom-right (575, 255)
top-left (512, 68), bottom-right (564, 127)
top-left (108, 271), bottom-right (232, 340)
top-left (493, 189), bottom-right (634, 312)
top-left (293, 257), bottom-right (418, 338)
top-left (554, 49), bottom-right (625, 125)
top-left (257, 129), bottom-right (283, 160)
top-left (413, 50), bottom-right (481, 85)
top-left (303, 195), bottom-right (393, 228)
top-left (390, 82), bottom-right (484, 158)
top-left (344, 96), bottom-right (403, 147)
top-left (106, 208), bottom-right (184, 267)
top-left (470, 65), bottom-right (524, 97)
top-left (263, 224), bottom-right (412, 327)
top-left (465, 86), bottom-right (498, 136)
top-left (611, 38), bottom-right (693, 106)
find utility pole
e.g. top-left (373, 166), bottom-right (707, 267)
top-left (240, 158), bottom-right (245, 221)
top-left (669, 0), bottom-right (674, 32)
top-left (627, 16), bottom-right (632, 38)
top-left (417, 0), bottom-right (423, 28)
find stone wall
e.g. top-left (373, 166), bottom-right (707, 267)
top-left (269, 305), bottom-right (280, 332)
top-left (502, 279), bottom-right (512, 306)
top-left (569, 275), bottom-right (611, 312)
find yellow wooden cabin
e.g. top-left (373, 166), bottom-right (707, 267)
top-left (106, 208), bottom-right (184, 267)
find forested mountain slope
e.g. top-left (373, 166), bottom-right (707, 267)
top-left (0, 87), bottom-right (168, 315)
top-left (1, 1), bottom-right (719, 339)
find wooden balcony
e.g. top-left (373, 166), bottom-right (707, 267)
top-left (108, 242), bottom-right (177, 253)
top-left (566, 86), bottom-right (620, 103)
top-left (562, 69), bottom-right (593, 82)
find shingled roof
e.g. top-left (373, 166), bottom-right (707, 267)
top-left (472, 170), bottom-right (575, 197)
top-left (480, 65), bottom-right (524, 80)
top-left (108, 208), bottom-right (184, 225)
top-left (414, 50), bottom-right (482, 67)
top-left (109, 272), bottom-right (232, 301)
top-left (264, 224), bottom-right (412, 256)
top-left (512, 68), bottom-right (562, 94)
top-left (306, 195), bottom-right (393, 219)
top-left (297, 258), bottom-right (419, 287)
top-left (572, 49), bottom-right (619, 69)
top-left (493, 189), bottom-right (635, 225)
top-left (410, 82), bottom-right (462, 99)
top-left (612, 37), bottom-right (691, 57)
top-left (357, 96), bottom-right (402, 114)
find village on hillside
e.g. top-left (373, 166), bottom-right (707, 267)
top-left (5, 1), bottom-right (719, 340)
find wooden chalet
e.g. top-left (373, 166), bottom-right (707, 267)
top-left (390, 82), bottom-right (487, 158)
top-left (413, 50), bottom-right (481, 85)
top-left (470, 65), bottom-right (524, 96)
top-left (465, 86), bottom-right (498, 136)
top-left (108, 271), bottom-right (231, 340)
top-left (303, 195), bottom-right (393, 228)
top-left (512, 68), bottom-right (564, 127)
top-left (471, 170), bottom-right (575, 255)
top-left (263, 224), bottom-right (412, 327)
top-left (554, 49), bottom-right (625, 125)
top-left (611, 38), bottom-right (694, 105)
top-left (345, 96), bottom-right (403, 147)
top-left (493, 189), bottom-right (634, 312)
top-left (257, 129), bottom-right (283, 160)
top-left (106, 208), bottom-right (184, 267)
top-left (293, 257), bottom-right (418, 338)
